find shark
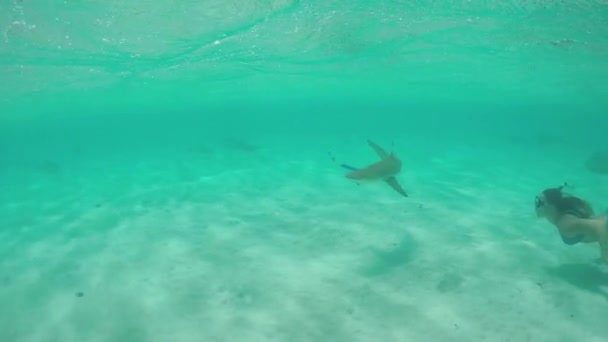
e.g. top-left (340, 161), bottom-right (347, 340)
top-left (338, 140), bottom-right (408, 197)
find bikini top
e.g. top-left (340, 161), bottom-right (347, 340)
top-left (560, 233), bottom-right (584, 245)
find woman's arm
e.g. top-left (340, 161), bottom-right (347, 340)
top-left (560, 216), bottom-right (608, 263)
top-left (557, 215), bottom-right (594, 235)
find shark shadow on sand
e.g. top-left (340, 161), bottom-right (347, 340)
top-left (359, 232), bottom-right (418, 277)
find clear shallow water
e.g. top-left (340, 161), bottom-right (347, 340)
top-left (1, 1), bottom-right (608, 341)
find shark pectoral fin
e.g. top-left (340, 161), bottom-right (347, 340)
top-left (385, 177), bottom-right (408, 197)
top-left (367, 140), bottom-right (389, 159)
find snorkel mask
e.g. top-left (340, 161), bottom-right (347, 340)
top-left (535, 182), bottom-right (569, 211)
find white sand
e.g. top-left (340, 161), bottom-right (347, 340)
top-left (1, 137), bottom-right (607, 342)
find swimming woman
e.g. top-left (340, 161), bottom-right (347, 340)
top-left (535, 184), bottom-right (608, 264)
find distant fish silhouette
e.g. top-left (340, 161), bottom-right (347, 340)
top-left (336, 140), bottom-right (408, 197)
top-left (223, 138), bottom-right (259, 152)
top-left (585, 150), bottom-right (608, 175)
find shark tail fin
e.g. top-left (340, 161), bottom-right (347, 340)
top-left (328, 151), bottom-right (359, 172)
top-left (340, 164), bottom-right (359, 171)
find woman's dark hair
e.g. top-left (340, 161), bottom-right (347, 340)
top-left (542, 183), bottom-right (594, 218)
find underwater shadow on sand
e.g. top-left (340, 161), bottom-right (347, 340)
top-left (359, 232), bottom-right (418, 277)
top-left (545, 263), bottom-right (608, 301)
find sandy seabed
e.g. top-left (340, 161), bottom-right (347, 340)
top-left (1, 136), bottom-right (607, 342)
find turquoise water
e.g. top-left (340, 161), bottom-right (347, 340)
top-left (2, 1), bottom-right (608, 341)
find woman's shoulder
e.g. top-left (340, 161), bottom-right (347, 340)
top-left (558, 213), bottom-right (604, 234)
top-left (557, 213), bottom-right (594, 230)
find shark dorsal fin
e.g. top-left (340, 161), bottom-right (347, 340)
top-left (367, 140), bottom-right (389, 159)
